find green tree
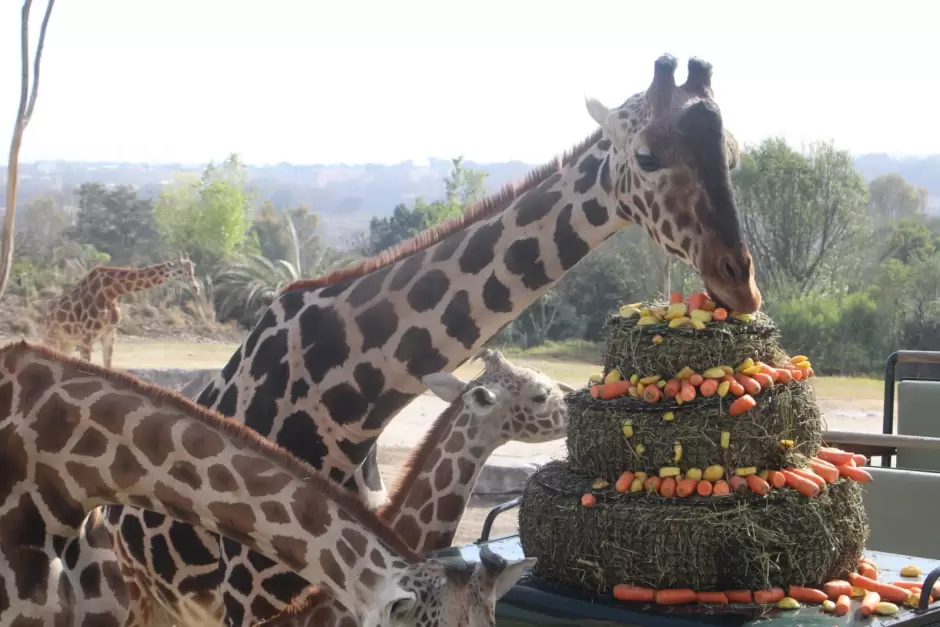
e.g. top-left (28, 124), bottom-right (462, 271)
top-left (15, 194), bottom-right (70, 263)
top-left (71, 182), bottom-right (161, 265)
top-left (249, 201), bottom-right (294, 262)
top-left (154, 153), bottom-right (256, 273)
top-left (868, 173), bottom-right (928, 226)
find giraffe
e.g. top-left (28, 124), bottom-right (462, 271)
top-left (39, 254), bottom-right (201, 368)
top-left (0, 339), bottom-right (534, 627)
top-left (93, 53), bottom-right (765, 627)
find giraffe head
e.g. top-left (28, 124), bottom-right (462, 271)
top-left (585, 54), bottom-right (761, 314)
top-left (422, 348), bottom-right (571, 446)
top-left (165, 252), bottom-right (201, 295)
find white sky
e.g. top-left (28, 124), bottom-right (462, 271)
top-left (1, 0), bottom-right (938, 166)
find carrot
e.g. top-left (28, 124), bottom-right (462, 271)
top-left (857, 562), bottom-right (878, 580)
top-left (669, 291), bottom-right (684, 305)
top-left (687, 292), bottom-right (708, 311)
top-left (781, 469), bottom-right (820, 497)
top-left (806, 367), bottom-right (815, 378)
top-left (590, 380), bottom-right (631, 400)
top-left (662, 378), bottom-right (681, 399)
top-left (847, 573), bottom-right (910, 603)
top-left (753, 588), bottom-right (785, 604)
top-left (808, 459), bottom-right (840, 484)
top-left (751, 372), bottom-right (774, 389)
top-left (787, 467), bottom-right (826, 488)
top-left (852, 453), bottom-right (868, 466)
top-left (654, 588), bottom-right (697, 605)
top-left (642, 384), bottom-right (662, 403)
top-left (733, 373), bottom-right (762, 395)
top-left (700, 378), bottom-right (719, 397)
top-left (893, 581), bottom-right (940, 597)
top-left (729, 394), bottom-right (757, 417)
top-left (788, 367), bottom-right (804, 381)
top-left (677, 478), bottom-right (698, 497)
top-left (788, 586), bottom-right (829, 604)
top-left (758, 363), bottom-right (781, 382)
top-left (659, 477), bottom-right (677, 497)
top-left (644, 476), bottom-right (662, 493)
top-left (823, 580), bottom-right (853, 600)
top-left (834, 594), bottom-right (851, 616)
top-left (680, 380), bottom-right (697, 402)
top-left (728, 476), bottom-right (748, 494)
top-left (712, 307), bottom-right (728, 321)
top-left (725, 590), bottom-right (752, 604)
top-left (766, 470), bottom-right (786, 489)
top-left (713, 480), bottom-right (730, 496)
top-left (745, 474), bottom-right (770, 496)
top-left (696, 591), bottom-right (729, 604)
top-left (776, 368), bottom-right (793, 384)
top-left (613, 583), bottom-right (655, 602)
top-left (837, 464), bottom-right (873, 483)
top-left (860, 591), bottom-right (881, 616)
top-left (689, 373), bottom-right (704, 388)
top-left (615, 471), bottom-right (635, 493)
top-left (581, 493), bottom-right (596, 506)
top-left (816, 447), bottom-right (855, 466)
top-left (696, 479), bottom-right (713, 496)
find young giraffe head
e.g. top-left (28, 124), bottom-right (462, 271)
top-left (164, 252), bottom-right (201, 295)
top-left (586, 54), bottom-right (761, 313)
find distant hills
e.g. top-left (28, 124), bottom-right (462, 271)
top-left (3, 152), bottom-right (940, 245)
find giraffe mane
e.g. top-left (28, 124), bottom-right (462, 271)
top-left (0, 339), bottom-right (423, 563)
top-left (88, 261), bottom-right (171, 272)
top-left (279, 128), bottom-right (604, 294)
top-left (378, 397), bottom-right (467, 521)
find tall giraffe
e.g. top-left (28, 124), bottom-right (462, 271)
top-left (39, 254), bottom-right (201, 368)
top-left (0, 339), bottom-right (533, 627)
top-left (244, 348), bottom-right (572, 617)
top-left (97, 53), bottom-right (764, 627)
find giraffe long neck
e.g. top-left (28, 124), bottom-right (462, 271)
top-left (1, 341), bottom-right (419, 616)
top-left (94, 263), bottom-right (171, 296)
top-left (379, 402), bottom-right (500, 553)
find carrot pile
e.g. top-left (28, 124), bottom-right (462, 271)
top-left (609, 556), bottom-right (937, 615)
top-left (589, 355), bottom-right (814, 405)
top-left (618, 291), bottom-right (753, 330)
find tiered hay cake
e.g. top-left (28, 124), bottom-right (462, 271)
top-left (519, 295), bottom-right (870, 598)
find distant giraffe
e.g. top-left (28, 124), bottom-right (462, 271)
top-left (39, 254), bottom-right (200, 368)
top-left (87, 53), bottom-right (762, 627)
top-left (0, 339), bottom-right (533, 627)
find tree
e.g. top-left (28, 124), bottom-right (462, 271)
top-left (733, 139), bottom-right (871, 298)
top-left (868, 173), bottom-right (928, 225)
top-left (249, 201), bottom-right (295, 263)
top-left (14, 194), bottom-right (70, 263)
top-left (71, 183), bottom-right (161, 265)
top-left (154, 153), bottom-right (256, 273)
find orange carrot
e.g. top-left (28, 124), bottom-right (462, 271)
top-left (642, 384), bottom-right (662, 403)
top-left (696, 591), bottom-right (730, 604)
top-left (788, 586), bottom-right (828, 604)
top-left (806, 367), bottom-right (815, 378)
top-left (687, 292), bottom-right (708, 311)
top-left (655, 588), bottom-right (697, 605)
top-left (662, 378), bottom-right (681, 399)
top-left (838, 464), bottom-right (873, 483)
top-left (751, 372), bottom-right (774, 389)
top-left (581, 493), bottom-right (596, 506)
top-left (713, 480), bottom-right (730, 496)
top-left (766, 470), bottom-right (786, 489)
top-left (712, 307), bottom-right (728, 321)
top-left (615, 471), bottom-right (635, 493)
top-left (847, 573), bottom-right (910, 603)
top-left (696, 479), bottom-right (714, 496)
top-left (677, 478), bottom-right (698, 497)
top-left (733, 373), bottom-right (762, 395)
top-left (781, 469), bottom-right (820, 497)
top-left (857, 562), bottom-right (878, 579)
top-left (700, 378), bottom-right (719, 397)
top-left (776, 368), bottom-right (793, 384)
top-left (823, 580), bottom-right (853, 600)
top-left (729, 394), bottom-right (757, 417)
top-left (659, 477), bottom-right (677, 497)
top-left (808, 459), bottom-right (840, 484)
top-left (753, 588), bottom-right (785, 604)
top-left (893, 581), bottom-right (940, 597)
top-left (613, 583), bottom-right (655, 602)
top-left (852, 453), bottom-right (868, 466)
top-left (787, 467), bottom-right (826, 488)
top-left (758, 363), bottom-right (781, 382)
top-left (591, 380), bottom-right (631, 400)
top-left (725, 590), bottom-right (752, 604)
top-left (669, 291), bottom-right (684, 305)
top-left (834, 594), bottom-right (851, 616)
top-left (689, 373), bottom-right (704, 387)
top-left (817, 447), bottom-right (855, 466)
top-left (861, 591), bottom-right (881, 616)
top-left (728, 379), bottom-right (746, 396)
top-left (644, 476), bottom-right (662, 493)
top-left (728, 476), bottom-right (748, 494)
top-left (680, 380), bottom-right (697, 402)
top-left (746, 474), bottom-right (771, 496)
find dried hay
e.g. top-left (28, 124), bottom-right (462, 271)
top-left (565, 380), bottom-right (824, 479)
top-left (519, 460), bottom-right (869, 593)
top-left (604, 307), bottom-right (787, 380)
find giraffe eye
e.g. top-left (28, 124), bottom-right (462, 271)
top-left (532, 394), bottom-right (547, 404)
top-left (635, 147), bottom-right (662, 172)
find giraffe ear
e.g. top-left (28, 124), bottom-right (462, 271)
top-left (422, 372), bottom-right (467, 403)
top-left (585, 97), bottom-right (614, 136)
top-left (463, 385), bottom-right (496, 416)
top-left (487, 555), bottom-right (537, 601)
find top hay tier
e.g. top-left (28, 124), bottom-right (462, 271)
top-left (604, 298), bottom-right (788, 380)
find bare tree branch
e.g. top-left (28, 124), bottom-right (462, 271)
top-left (1, 0), bottom-right (57, 303)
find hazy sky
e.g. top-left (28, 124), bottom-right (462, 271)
top-left (1, 0), bottom-right (937, 166)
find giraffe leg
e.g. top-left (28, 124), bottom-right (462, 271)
top-left (78, 337), bottom-right (93, 363)
top-left (102, 328), bottom-right (117, 370)
top-left (341, 445), bottom-right (389, 510)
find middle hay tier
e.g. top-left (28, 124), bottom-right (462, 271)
top-left (519, 294), bottom-right (871, 597)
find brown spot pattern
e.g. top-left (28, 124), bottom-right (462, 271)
top-left (180, 423), bottom-right (226, 459)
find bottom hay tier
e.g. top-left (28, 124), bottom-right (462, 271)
top-left (518, 293), bottom-right (871, 602)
